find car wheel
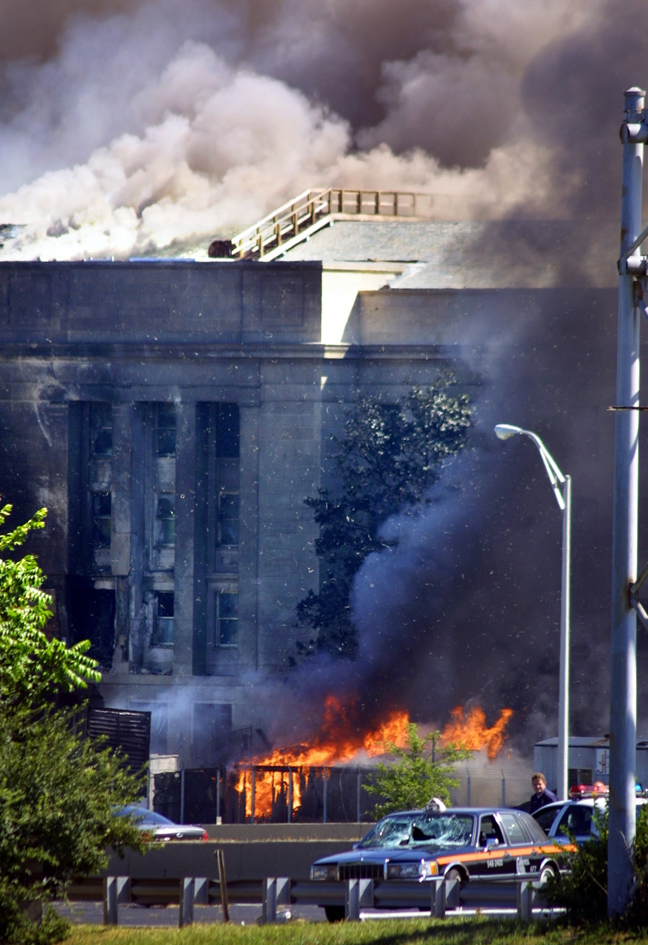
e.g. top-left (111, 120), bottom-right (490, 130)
top-left (444, 867), bottom-right (464, 909)
top-left (324, 905), bottom-right (345, 923)
top-left (537, 864), bottom-right (558, 886)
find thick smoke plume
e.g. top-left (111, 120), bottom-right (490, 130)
top-left (5, 0), bottom-right (648, 762)
top-left (0, 0), bottom-right (616, 261)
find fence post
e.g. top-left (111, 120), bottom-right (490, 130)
top-left (179, 878), bottom-right (194, 927)
top-left (501, 770), bottom-right (506, 807)
top-left (356, 769), bottom-right (361, 822)
top-left (323, 767), bottom-right (328, 824)
top-left (103, 877), bottom-right (129, 926)
top-left (517, 882), bottom-right (533, 921)
top-left (262, 878), bottom-right (278, 924)
top-left (433, 877), bottom-right (446, 918)
top-left (288, 769), bottom-right (293, 823)
top-left (180, 767), bottom-right (185, 824)
top-left (345, 878), bottom-right (373, 921)
top-left (251, 769), bottom-right (256, 824)
top-left (215, 848), bottom-right (230, 922)
top-left (466, 771), bottom-right (471, 806)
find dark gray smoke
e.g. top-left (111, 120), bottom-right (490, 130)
top-left (2, 0), bottom-right (646, 754)
top-left (0, 0), bottom-right (596, 259)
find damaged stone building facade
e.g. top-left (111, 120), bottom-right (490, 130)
top-left (0, 257), bottom-right (466, 767)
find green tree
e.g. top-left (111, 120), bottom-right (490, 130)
top-left (0, 505), bottom-right (145, 944)
top-left (297, 383), bottom-right (472, 659)
top-left (0, 504), bottom-right (100, 704)
top-left (366, 722), bottom-right (473, 818)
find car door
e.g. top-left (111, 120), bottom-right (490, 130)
top-left (497, 811), bottom-right (536, 877)
top-left (469, 814), bottom-right (515, 879)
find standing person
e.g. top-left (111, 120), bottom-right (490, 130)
top-left (529, 772), bottom-right (558, 813)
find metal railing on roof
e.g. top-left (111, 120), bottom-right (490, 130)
top-left (224, 188), bottom-right (433, 260)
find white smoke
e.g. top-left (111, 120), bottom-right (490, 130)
top-left (0, 0), bottom-right (600, 260)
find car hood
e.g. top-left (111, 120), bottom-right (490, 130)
top-left (313, 845), bottom-right (473, 866)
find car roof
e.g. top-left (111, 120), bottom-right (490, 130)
top-left (383, 807), bottom-right (532, 817)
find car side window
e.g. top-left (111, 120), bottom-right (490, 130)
top-left (558, 806), bottom-right (592, 836)
top-left (533, 805), bottom-right (561, 834)
top-left (478, 815), bottom-right (504, 846)
top-left (498, 812), bottom-right (527, 845)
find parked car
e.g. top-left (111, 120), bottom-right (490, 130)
top-left (310, 806), bottom-right (568, 921)
top-left (114, 805), bottom-right (208, 841)
top-left (532, 796), bottom-right (648, 845)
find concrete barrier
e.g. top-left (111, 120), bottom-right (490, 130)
top-left (107, 836), bottom-right (365, 883)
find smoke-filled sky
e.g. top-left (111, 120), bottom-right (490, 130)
top-left (5, 0), bottom-right (648, 760)
top-left (0, 0), bottom-right (644, 260)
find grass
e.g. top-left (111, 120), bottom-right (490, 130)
top-left (61, 918), bottom-right (648, 945)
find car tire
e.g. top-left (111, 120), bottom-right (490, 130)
top-left (445, 867), bottom-right (464, 885)
top-left (537, 864), bottom-right (558, 886)
top-left (324, 905), bottom-right (345, 923)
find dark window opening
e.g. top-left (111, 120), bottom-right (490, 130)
top-left (67, 581), bottom-right (116, 670)
top-left (155, 403), bottom-right (176, 456)
top-left (91, 491), bottom-right (111, 548)
top-left (216, 404), bottom-right (239, 457)
top-left (217, 492), bottom-right (239, 547)
top-left (156, 495), bottom-right (176, 546)
top-left (153, 591), bottom-right (174, 646)
top-left (91, 404), bottom-right (113, 456)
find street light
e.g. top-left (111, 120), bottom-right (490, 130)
top-left (494, 423), bottom-right (572, 801)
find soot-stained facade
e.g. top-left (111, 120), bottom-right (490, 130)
top-left (1, 256), bottom-right (634, 762)
top-left (0, 258), bottom-right (471, 766)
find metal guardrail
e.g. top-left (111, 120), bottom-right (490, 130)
top-left (226, 188), bottom-right (434, 260)
top-left (67, 873), bottom-right (553, 927)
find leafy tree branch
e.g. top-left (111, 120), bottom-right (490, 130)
top-left (296, 382), bottom-right (472, 659)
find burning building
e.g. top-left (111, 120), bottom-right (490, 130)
top-left (0, 191), bottom-right (637, 804)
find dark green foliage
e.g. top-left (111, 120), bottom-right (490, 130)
top-left (0, 504), bottom-right (100, 704)
top-left (365, 722), bottom-right (473, 818)
top-left (0, 505), bottom-right (146, 944)
top-left (544, 806), bottom-right (609, 924)
top-left (297, 383), bottom-right (472, 659)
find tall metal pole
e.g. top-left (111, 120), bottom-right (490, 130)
top-left (557, 474), bottom-right (571, 802)
top-left (494, 425), bottom-right (571, 800)
top-left (608, 86), bottom-right (644, 917)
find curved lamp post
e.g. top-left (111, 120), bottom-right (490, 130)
top-left (494, 423), bottom-right (571, 801)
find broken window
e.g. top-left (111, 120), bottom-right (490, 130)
top-left (156, 494), bottom-right (176, 546)
top-left (91, 491), bottom-right (111, 548)
top-left (152, 591), bottom-right (174, 646)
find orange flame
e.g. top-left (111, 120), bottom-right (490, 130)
top-left (236, 696), bottom-right (410, 819)
top-left (441, 705), bottom-right (513, 761)
top-left (236, 699), bottom-right (514, 819)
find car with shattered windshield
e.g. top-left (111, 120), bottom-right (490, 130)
top-left (311, 806), bottom-right (567, 918)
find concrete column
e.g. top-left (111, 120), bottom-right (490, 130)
top-left (174, 402), bottom-right (197, 676)
top-left (238, 403), bottom-right (260, 671)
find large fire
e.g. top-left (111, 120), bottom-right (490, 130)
top-left (235, 698), bottom-right (512, 819)
top-left (442, 705), bottom-right (514, 761)
top-left (235, 696), bottom-right (410, 818)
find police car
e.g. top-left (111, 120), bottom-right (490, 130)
top-left (310, 806), bottom-right (566, 919)
top-left (532, 784), bottom-right (648, 845)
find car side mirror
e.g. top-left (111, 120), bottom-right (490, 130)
top-left (485, 838), bottom-right (500, 850)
